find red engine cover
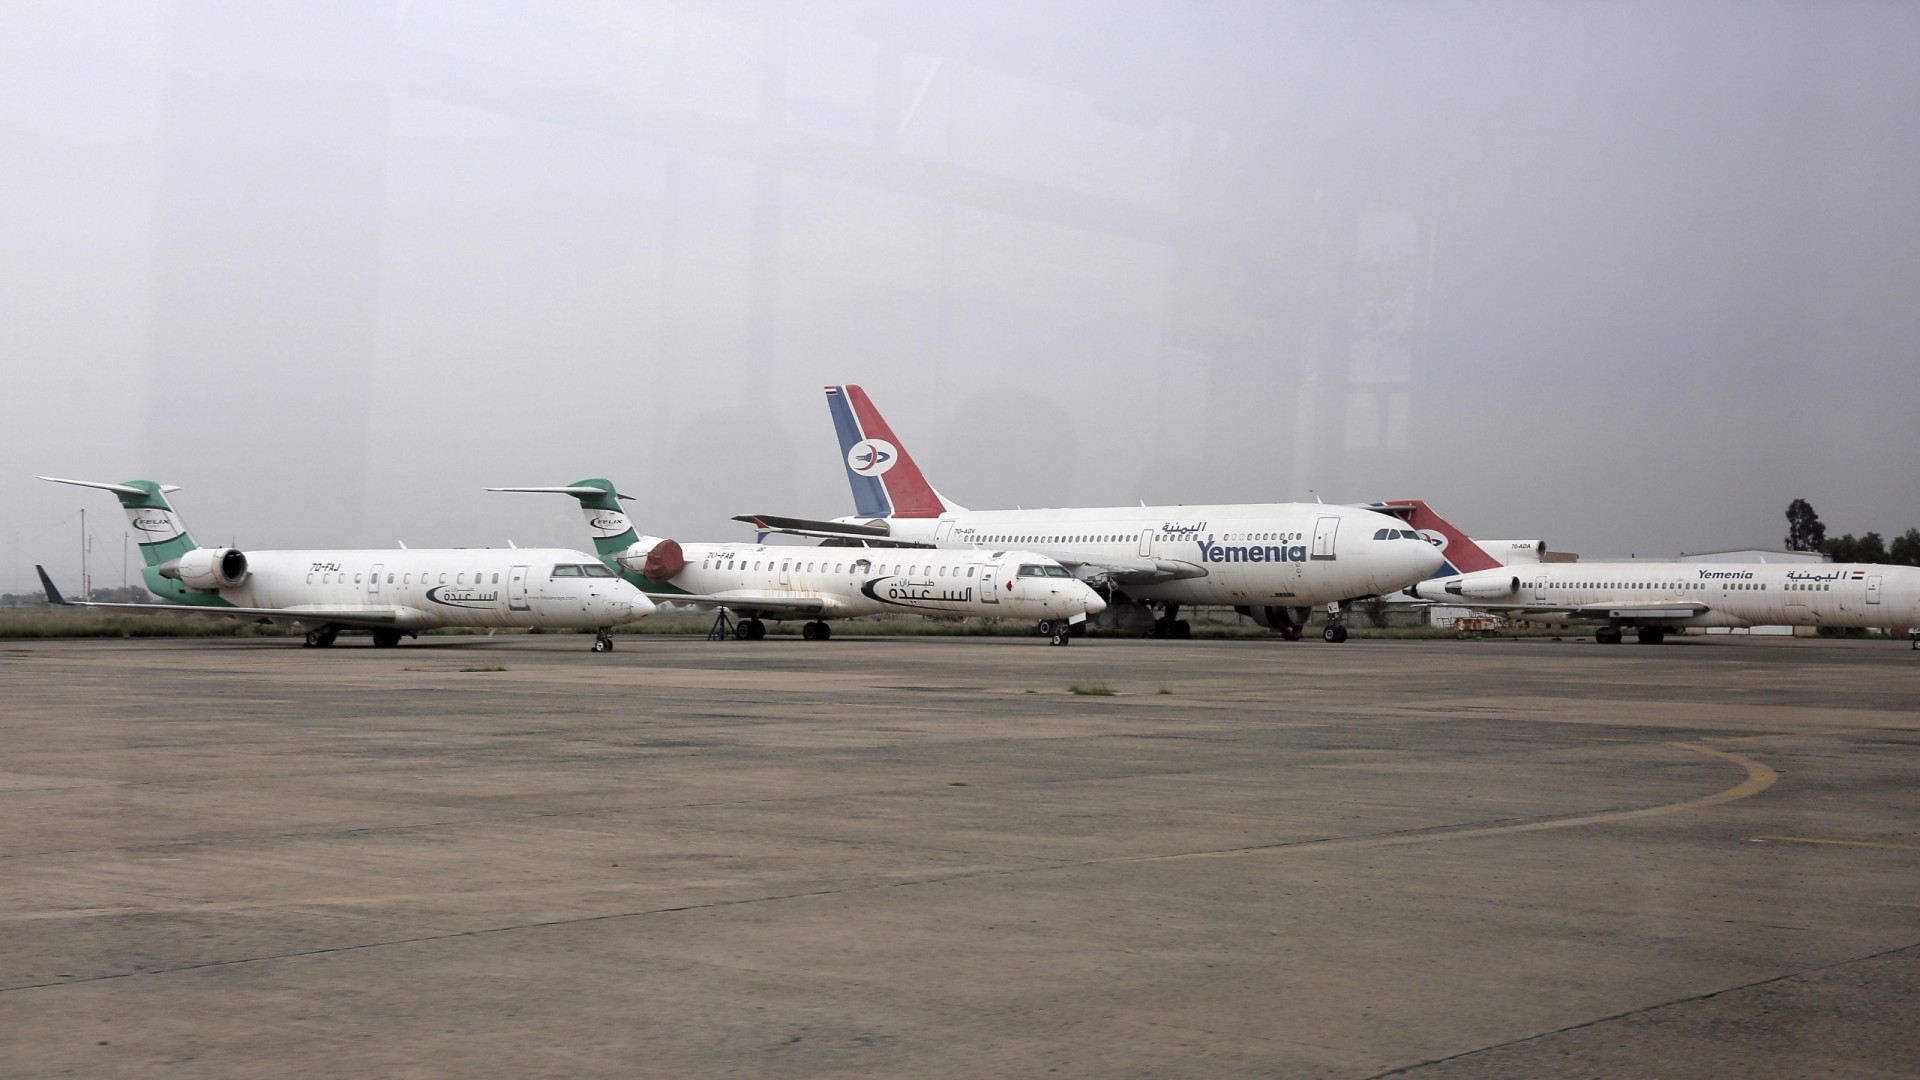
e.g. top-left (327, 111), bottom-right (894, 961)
top-left (643, 539), bottom-right (685, 583)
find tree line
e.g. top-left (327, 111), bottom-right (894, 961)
top-left (1784, 499), bottom-right (1920, 565)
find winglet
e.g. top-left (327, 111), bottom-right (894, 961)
top-left (34, 565), bottom-right (69, 606)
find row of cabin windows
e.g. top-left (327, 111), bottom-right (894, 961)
top-left (310, 570), bottom-right (505, 586)
top-left (304, 564), bottom-right (613, 586)
top-left (700, 557), bottom-right (981, 578)
top-left (1531, 581), bottom-right (1807, 592)
top-left (975, 532), bottom-right (1300, 545)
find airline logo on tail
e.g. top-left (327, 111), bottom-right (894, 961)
top-left (824, 386), bottom-right (950, 519)
top-left (847, 439), bottom-right (897, 476)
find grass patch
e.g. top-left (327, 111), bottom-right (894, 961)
top-left (1068, 682), bottom-right (1117, 696)
top-left (458, 665), bottom-right (506, 672)
top-left (1157, 684), bottom-right (1173, 695)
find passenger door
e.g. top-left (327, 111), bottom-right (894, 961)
top-left (1311, 516), bottom-right (1340, 561)
top-left (1137, 529), bottom-right (1154, 558)
top-left (1866, 574), bottom-right (1883, 605)
top-left (508, 565), bottom-right (530, 611)
top-left (979, 561), bottom-right (999, 603)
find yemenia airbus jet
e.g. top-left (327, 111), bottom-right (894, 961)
top-left (1404, 510), bottom-right (1920, 646)
top-left (490, 479), bottom-right (1106, 644)
top-left (36, 477), bottom-right (653, 650)
top-left (735, 386), bottom-right (1443, 641)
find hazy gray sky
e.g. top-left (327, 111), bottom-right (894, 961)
top-left (7, 1), bottom-right (1919, 591)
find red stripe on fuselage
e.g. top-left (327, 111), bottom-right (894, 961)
top-left (843, 385), bottom-right (945, 518)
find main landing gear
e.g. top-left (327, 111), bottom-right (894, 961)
top-left (1636, 626), bottom-right (1666, 645)
top-left (592, 628), bottom-right (616, 652)
top-left (1147, 603), bottom-right (1190, 639)
top-left (801, 620), bottom-right (833, 641)
top-left (1595, 627), bottom-right (1623, 644)
top-left (303, 626), bottom-right (339, 648)
top-left (371, 629), bottom-right (404, 648)
top-left (736, 618), bottom-right (766, 641)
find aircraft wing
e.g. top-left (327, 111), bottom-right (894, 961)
top-left (1440, 598), bottom-right (1711, 620)
top-left (644, 590), bottom-right (830, 617)
top-left (1048, 553), bottom-right (1209, 585)
top-left (36, 564), bottom-right (402, 625)
top-left (731, 514), bottom-right (934, 549)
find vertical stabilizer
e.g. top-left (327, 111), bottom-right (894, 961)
top-left (1369, 500), bottom-right (1503, 576)
top-left (38, 478), bottom-right (197, 566)
top-left (825, 385), bottom-right (955, 519)
top-left (487, 479), bottom-right (643, 560)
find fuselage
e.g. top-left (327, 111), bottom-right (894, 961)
top-left (147, 548), bottom-right (651, 630)
top-left (1416, 561), bottom-right (1920, 631)
top-left (623, 542), bottom-right (1106, 621)
top-left (836, 503), bottom-right (1444, 606)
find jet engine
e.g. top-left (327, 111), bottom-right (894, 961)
top-left (159, 547), bottom-right (249, 590)
top-left (1445, 575), bottom-right (1518, 599)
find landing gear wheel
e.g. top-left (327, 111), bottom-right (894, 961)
top-left (1636, 626), bottom-right (1666, 645)
top-left (1050, 627), bottom-right (1072, 646)
top-left (371, 629), bottom-right (403, 648)
top-left (801, 621), bottom-right (832, 641)
top-left (591, 629), bottom-right (615, 652)
top-left (740, 619), bottom-right (766, 641)
top-left (1171, 620), bottom-right (1191, 640)
top-left (303, 627), bottom-right (338, 649)
top-left (1323, 625), bottom-right (1349, 643)
top-left (815, 621), bottom-right (831, 641)
top-left (1596, 627), bottom-right (1623, 644)
top-left (1037, 620), bottom-right (1055, 638)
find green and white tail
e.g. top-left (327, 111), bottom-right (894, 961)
top-left (487, 479), bottom-right (659, 561)
top-left (39, 477), bottom-right (197, 565)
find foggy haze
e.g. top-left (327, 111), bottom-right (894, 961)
top-left (7, 1), bottom-right (1919, 592)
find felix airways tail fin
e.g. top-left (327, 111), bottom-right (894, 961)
top-left (486, 479), bottom-right (644, 560)
top-left (825, 385), bottom-right (960, 519)
top-left (1365, 500), bottom-right (1503, 577)
top-left (38, 477), bottom-right (197, 567)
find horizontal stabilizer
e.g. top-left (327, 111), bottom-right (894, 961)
top-left (38, 476), bottom-right (183, 496)
top-left (487, 486), bottom-right (633, 500)
top-left (734, 514), bottom-right (890, 537)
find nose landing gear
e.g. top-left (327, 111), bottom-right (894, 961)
top-left (592, 628), bottom-right (615, 652)
top-left (1321, 600), bottom-right (1352, 643)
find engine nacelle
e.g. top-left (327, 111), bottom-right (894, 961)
top-left (614, 538), bottom-right (685, 583)
top-left (159, 547), bottom-right (249, 591)
top-left (1448, 574), bottom-right (1518, 600)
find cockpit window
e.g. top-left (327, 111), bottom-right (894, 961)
top-left (1374, 528), bottom-right (1389, 540)
top-left (551, 564), bottom-right (584, 577)
top-left (582, 563), bottom-right (616, 578)
top-left (1018, 564), bottom-right (1047, 577)
top-left (1045, 566), bottom-right (1073, 578)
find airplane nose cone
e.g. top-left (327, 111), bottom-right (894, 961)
top-left (1413, 540), bottom-right (1446, 580)
top-left (622, 582), bottom-right (658, 617)
top-left (1079, 585), bottom-right (1107, 615)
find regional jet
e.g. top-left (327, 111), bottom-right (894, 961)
top-left (36, 477), bottom-right (653, 650)
top-left (1402, 505), bottom-right (1920, 646)
top-left (491, 480), bottom-right (1106, 644)
top-left (734, 386), bottom-right (1443, 641)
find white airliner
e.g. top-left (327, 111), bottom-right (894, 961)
top-left (733, 385), bottom-right (1444, 641)
top-left (490, 479), bottom-right (1107, 644)
top-left (36, 477), bottom-right (654, 650)
top-left (1407, 512), bottom-right (1920, 646)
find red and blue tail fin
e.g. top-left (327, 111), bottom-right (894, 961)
top-left (1365, 500), bottom-right (1502, 576)
top-left (825, 385), bottom-right (953, 519)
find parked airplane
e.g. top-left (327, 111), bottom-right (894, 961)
top-left (733, 385), bottom-right (1443, 641)
top-left (1404, 507), bottom-right (1920, 646)
top-left (36, 477), bottom-right (654, 650)
top-left (490, 479), bottom-right (1107, 644)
